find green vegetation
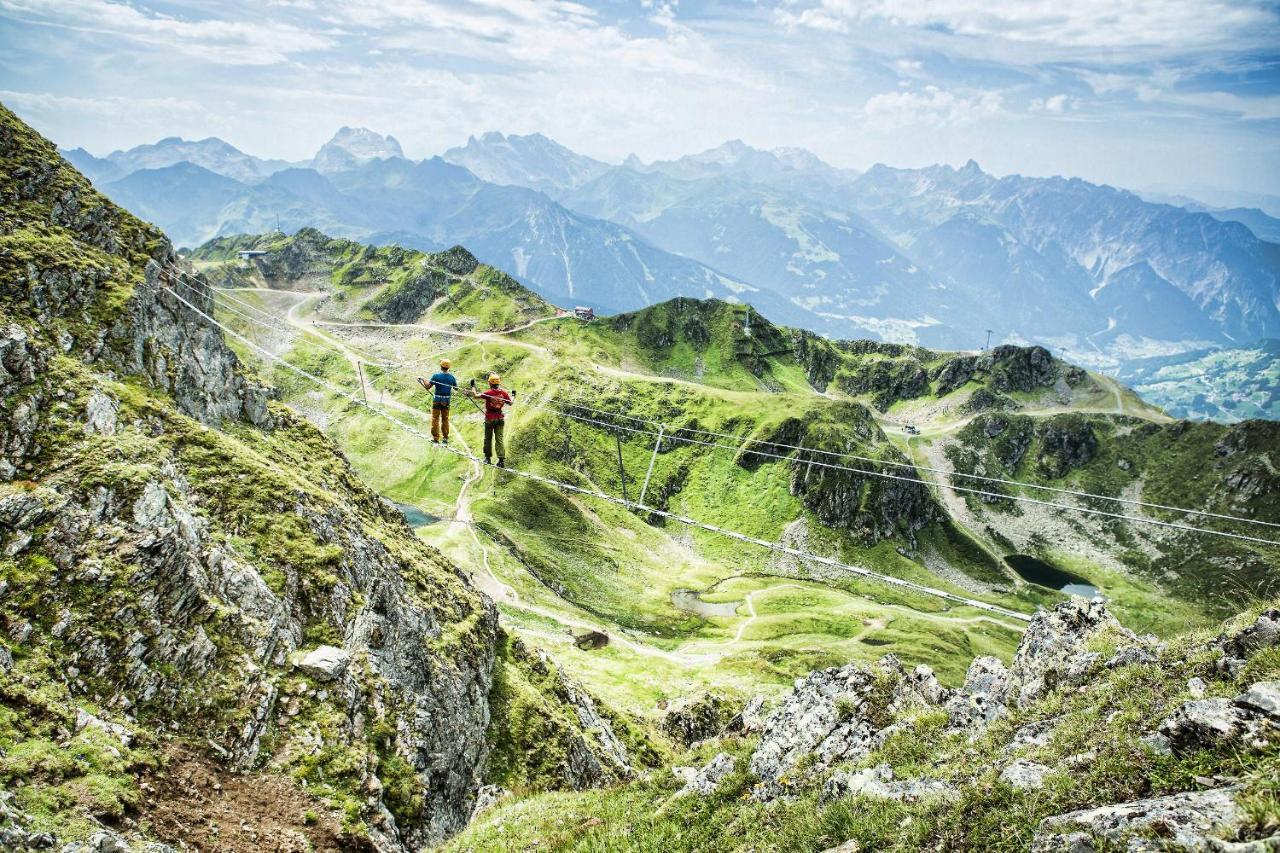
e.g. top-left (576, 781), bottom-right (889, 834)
top-left (445, 603), bottom-right (1280, 853)
top-left (948, 412), bottom-right (1280, 614)
top-left (189, 229), bottom-right (555, 331)
top-left (484, 631), bottom-right (663, 794)
top-left (1115, 340), bottom-right (1280, 422)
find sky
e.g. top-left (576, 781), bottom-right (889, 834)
top-left (1, 0), bottom-right (1278, 196)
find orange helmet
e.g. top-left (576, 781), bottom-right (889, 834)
top-left (440, 358), bottom-right (451, 369)
top-left (488, 374), bottom-right (501, 386)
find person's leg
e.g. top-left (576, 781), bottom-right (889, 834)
top-left (441, 405), bottom-right (450, 441)
top-left (431, 406), bottom-right (442, 442)
top-left (494, 419), bottom-right (506, 465)
top-left (484, 421), bottom-right (494, 461)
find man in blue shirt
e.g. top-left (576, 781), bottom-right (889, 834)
top-left (419, 359), bottom-right (458, 444)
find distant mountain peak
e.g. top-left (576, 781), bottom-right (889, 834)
top-left (441, 130), bottom-right (610, 194)
top-left (623, 153), bottom-right (645, 169)
top-left (312, 127), bottom-right (404, 172)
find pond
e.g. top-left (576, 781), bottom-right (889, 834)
top-left (671, 589), bottom-right (743, 618)
top-left (1005, 554), bottom-right (1100, 598)
top-left (395, 502), bottom-right (440, 529)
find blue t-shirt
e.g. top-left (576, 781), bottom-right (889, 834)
top-left (429, 371), bottom-right (457, 405)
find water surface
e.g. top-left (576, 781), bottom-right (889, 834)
top-left (1005, 554), bottom-right (1100, 598)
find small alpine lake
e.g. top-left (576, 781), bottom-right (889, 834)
top-left (395, 502), bottom-right (440, 529)
top-left (1005, 554), bottom-right (1100, 598)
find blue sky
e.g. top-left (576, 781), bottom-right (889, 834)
top-left (1, 0), bottom-right (1278, 195)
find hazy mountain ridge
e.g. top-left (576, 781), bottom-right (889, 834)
top-left (447, 134), bottom-right (1280, 357)
top-left (67, 134), bottom-right (821, 331)
top-left (443, 131), bottom-right (611, 195)
top-left (51, 123), bottom-right (1280, 409)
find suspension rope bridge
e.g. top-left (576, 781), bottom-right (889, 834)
top-left (176, 270), bottom-right (1280, 548)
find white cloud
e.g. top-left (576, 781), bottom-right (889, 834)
top-left (780, 0), bottom-right (1279, 55)
top-left (0, 0), bottom-right (333, 64)
top-left (1030, 94), bottom-right (1073, 113)
top-left (864, 86), bottom-right (1004, 128)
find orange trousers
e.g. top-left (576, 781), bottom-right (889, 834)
top-left (431, 405), bottom-right (451, 440)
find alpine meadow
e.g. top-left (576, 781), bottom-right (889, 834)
top-left (1, 1), bottom-right (1279, 852)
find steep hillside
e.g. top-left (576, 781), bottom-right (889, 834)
top-left (0, 104), bottom-right (643, 851)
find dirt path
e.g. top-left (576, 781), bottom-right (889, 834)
top-left (140, 744), bottom-right (361, 853)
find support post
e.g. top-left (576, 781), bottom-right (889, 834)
top-left (615, 432), bottom-right (629, 505)
top-left (637, 424), bottom-right (665, 508)
top-left (357, 362), bottom-right (368, 404)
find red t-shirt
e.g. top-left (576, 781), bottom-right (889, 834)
top-left (479, 388), bottom-right (512, 421)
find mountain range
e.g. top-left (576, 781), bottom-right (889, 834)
top-left (58, 125), bottom-right (1280, 374)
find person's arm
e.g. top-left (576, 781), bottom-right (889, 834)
top-left (417, 377), bottom-right (435, 392)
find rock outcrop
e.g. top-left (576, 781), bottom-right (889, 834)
top-left (1158, 681), bottom-right (1280, 755)
top-left (661, 691), bottom-right (738, 746)
top-left (1031, 788), bottom-right (1248, 852)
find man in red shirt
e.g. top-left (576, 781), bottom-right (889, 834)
top-left (469, 373), bottom-right (513, 466)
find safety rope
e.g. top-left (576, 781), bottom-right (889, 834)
top-left (171, 265), bottom-right (1280, 546)
top-left (157, 278), bottom-right (1036, 623)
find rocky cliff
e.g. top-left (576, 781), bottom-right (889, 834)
top-left (0, 103), bottom-right (626, 852)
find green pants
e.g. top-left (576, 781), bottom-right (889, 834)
top-left (484, 419), bottom-right (506, 461)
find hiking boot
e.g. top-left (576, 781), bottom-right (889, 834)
top-left (497, 458), bottom-right (506, 468)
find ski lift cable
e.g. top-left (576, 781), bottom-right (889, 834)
top-left (510, 397), bottom-right (1280, 547)
top-left (532, 394), bottom-right (1280, 530)
top-left (158, 281), bottom-right (1035, 623)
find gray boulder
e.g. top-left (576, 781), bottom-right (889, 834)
top-left (1159, 683), bottom-right (1280, 755)
top-left (661, 691), bottom-right (736, 746)
top-left (1222, 610), bottom-right (1280, 659)
top-left (1235, 682), bottom-right (1280, 720)
top-left (1160, 699), bottom-right (1250, 753)
top-left (1000, 759), bottom-right (1053, 791)
top-left (946, 655), bottom-right (1010, 731)
top-left (677, 752), bottom-right (736, 797)
top-left (1032, 787), bottom-right (1245, 851)
top-left (726, 694), bottom-right (768, 734)
top-left (292, 645), bottom-right (351, 681)
top-left (748, 662), bottom-right (883, 797)
top-left (821, 763), bottom-right (956, 806)
top-left (1008, 599), bottom-right (1124, 708)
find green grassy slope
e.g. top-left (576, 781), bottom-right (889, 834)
top-left (202, 253), bottom-right (1280, 728)
top-left (444, 602), bottom-right (1280, 853)
top-left (189, 229), bottom-right (556, 331)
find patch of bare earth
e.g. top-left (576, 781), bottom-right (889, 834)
top-left (138, 745), bottom-right (368, 853)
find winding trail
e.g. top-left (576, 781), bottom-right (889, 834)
top-left (213, 284), bottom-right (1034, 669)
